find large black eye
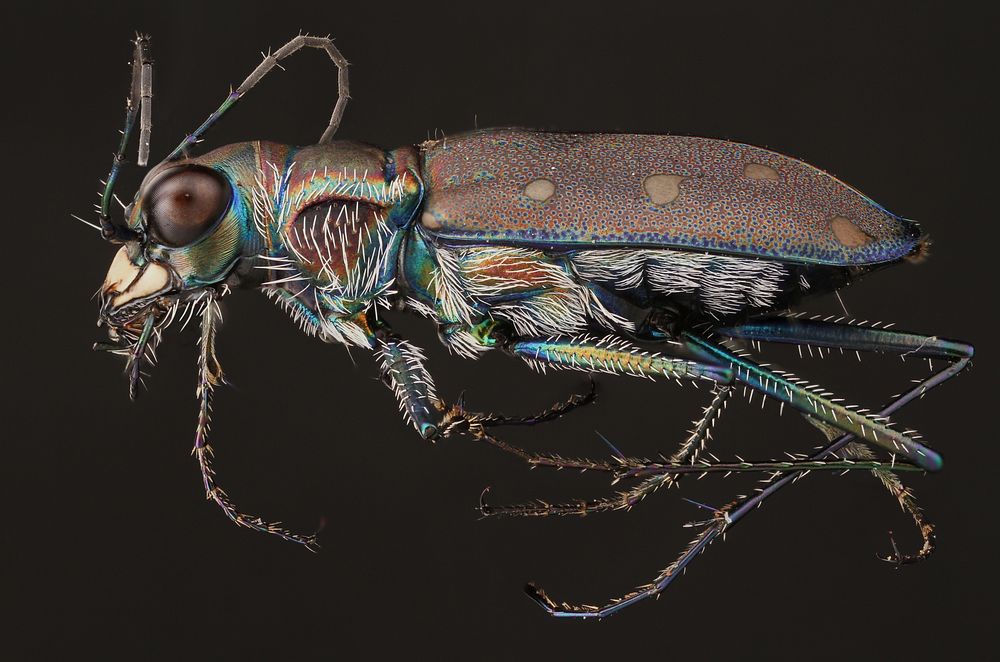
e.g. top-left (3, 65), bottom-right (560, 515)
top-left (145, 166), bottom-right (230, 246)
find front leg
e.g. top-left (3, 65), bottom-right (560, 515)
top-left (374, 331), bottom-right (447, 439)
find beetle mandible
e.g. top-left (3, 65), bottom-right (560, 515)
top-left (86, 34), bottom-right (974, 618)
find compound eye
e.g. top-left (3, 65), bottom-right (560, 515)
top-left (145, 166), bottom-right (230, 246)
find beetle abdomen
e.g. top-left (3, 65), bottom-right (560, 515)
top-left (405, 237), bottom-right (816, 354)
top-left (569, 248), bottom-right (791, 317)
top-left (419, 129), bottom-right (922, 266)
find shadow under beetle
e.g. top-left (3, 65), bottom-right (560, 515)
top-left (86, 34), bottom-right (974, 618)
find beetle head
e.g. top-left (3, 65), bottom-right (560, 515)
top-left (90, 33), bottom-right (364, 396)
top-left (96, 143), bottom-right (264, 393)
top-left (99, 143), bottom-right (261, 318)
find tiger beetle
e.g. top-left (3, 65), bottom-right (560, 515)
top-left (83, 33), bottom-right (974, 618)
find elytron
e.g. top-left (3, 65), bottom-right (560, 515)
top-left (85, 34), bottom-right (974, 617)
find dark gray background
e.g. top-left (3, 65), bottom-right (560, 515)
top-left (4, 1), bottom-right (996, 658)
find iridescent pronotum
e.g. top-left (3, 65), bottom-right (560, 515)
top-left (83, 34), bottom-right (974, 618)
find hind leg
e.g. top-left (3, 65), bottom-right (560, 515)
top-left (681, 329), bottom-right (946, 470)
top-left (478, 322), bottom-right (971, 617)
top-left (713, 315), bottom-right (973, 362)
top-left (524, 352), bottom-right (971, 617)
top-left (480, 321), bottom-right (968, 499)
top-left (710, 317), bottom-right (973, 564)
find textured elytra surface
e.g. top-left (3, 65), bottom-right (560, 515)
top-left (420, 129), bottom-right (922, 266)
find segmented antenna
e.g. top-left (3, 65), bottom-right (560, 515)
top-left (136, 37), bottom-right (153, 166)
top-left (99, 33), bottom-right (153, 242)
top-left (167, 34), bottom-right (350, 161)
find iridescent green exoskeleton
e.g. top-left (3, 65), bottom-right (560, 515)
top-left (89, 34), bottom-right (974, 618)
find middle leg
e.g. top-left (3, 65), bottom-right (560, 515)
top-left (507, 332), bottom-right (733, 384)
top-left (373, 329), bottom-right (600, 441)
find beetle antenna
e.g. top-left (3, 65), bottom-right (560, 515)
top-left (167, 34), bottom-right (349, 161)
top-left (136, 34), bottom-right (153, 167)
top-left (98, 33), bottom-right (153, 242)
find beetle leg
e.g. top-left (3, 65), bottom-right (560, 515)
top-left (472, 378), bottom-right (597, 428)
top-left (523, 355), bottom-right (970, 618)
top-left (681, 330), bottom-right (946, 471)
top-left (842, 440), bottom-right (936, 565)
top-left (478, 443), bottom-right (921, 486)
top-left (374, 333), bottom-right (598, 440)
top-left (193, 295), bottom-right (320, 550)
top-left (712, 315), bottom-right (974, 362)
top-left (506, 333), bottom-right (733, 384)
top-left (375, 333), bottom-right (446, 439)
top-left (478, 386), bottom-right (733, 517)
top-left (478, 440), bottom-right (923, 519)
top-left (711, 318), bottom-right (971, 561)
top-left (374, 327), bottom-right (733, 444)
top-left (466, 332), bottom-right (734, 516)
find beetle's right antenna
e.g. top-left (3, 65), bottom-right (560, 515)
top-left (167, 34), bottom-right (350, 161)
top-left (99, 33), bottom-right (153, 243)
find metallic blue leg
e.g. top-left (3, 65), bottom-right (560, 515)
top-left (526, 354), bottom-right (970, 618)
top-left (681, 330), bottom-right (946, 471)
top-left (714, 316), bottom-right (973, 361)
top-left (509, 333), bottom-right (733, 384)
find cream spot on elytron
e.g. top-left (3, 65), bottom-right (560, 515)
top-left (524, 178), bottom-right (555, 202)
top-left (421, 211), bottom-right (443, 229)
top-left (830, 215), bottom-right (872, 248)
top-left (744, 163), bottom-right (779, 180)
top-left (643, 174), bottom-right (685, 205)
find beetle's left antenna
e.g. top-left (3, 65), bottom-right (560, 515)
top-left (166, 34), bottom-right (350, 161)
top-left (99, 33), bottom-right (153, 242)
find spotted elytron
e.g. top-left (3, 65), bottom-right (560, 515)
top-left (87, 34), bottom-right (974, 618)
